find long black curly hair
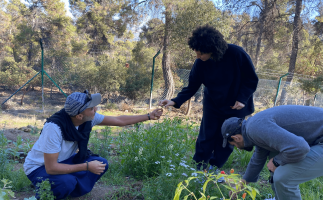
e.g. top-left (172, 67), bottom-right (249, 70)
top-left (188, 25), bottom-right (228, 62)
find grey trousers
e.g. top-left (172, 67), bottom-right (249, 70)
top-left (272, 142), bottom-right (323, 200)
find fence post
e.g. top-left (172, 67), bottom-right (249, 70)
top-left (40, 39), bottom-right (45, 113)
top-left (1, 39), bottom-right (67, 108)
top-left (274, 73), bottom-right (289, 107)
top-left (149, 50), bottom-right (161, 110)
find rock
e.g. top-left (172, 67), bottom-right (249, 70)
top-left (23, 128), bottom-right (31, 132)
top-left (125, 110), bottom-right (128, 112)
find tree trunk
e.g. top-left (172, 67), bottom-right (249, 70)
top-left (161, 6), bottom-right (175, 100)
top-left (185, 98), bottom-right (192, 116)
top-left (21, 88), bottom-right (28, 105)
top-left (279, 0), bottom-right (302, 105)
top-left (254, 0), bottom-right (268, 69)
top-left (28, 42), bottom-right (33, 67)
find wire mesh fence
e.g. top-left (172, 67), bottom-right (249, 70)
top-left (1, 50), bottom-right (323, 117)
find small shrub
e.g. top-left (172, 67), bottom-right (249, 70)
top-left (105, 102), bottom-right (118, 110)
top-left (0, 179), bottom-right (15, 200)
top-left (118, 118), bottom-right (198, 179)
top-left (90, 127), bottom-right (114, 159)
top-left (173, 169), bottom-right (259, 200)
top-left (0, 132), bottom-right (9, 175)
top-left (36, 179), bottom-right (55, 200)
top-left (120, 102), bottom-right (133, 111)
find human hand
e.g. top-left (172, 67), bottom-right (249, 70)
top-left (88, 160), bottom-right (107, 175)
top-left (231, 101), bottom-right (245, 110)
top-left (150, 108), bottom-right (163, 120)
top-left (267, 158), bottom-right (277, 172)
top-left (158, 99), bottom-right (175, 108)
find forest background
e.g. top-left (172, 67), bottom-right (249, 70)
top-left (1, 0), bottom-right (323, 111)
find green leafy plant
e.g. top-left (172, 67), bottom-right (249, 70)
top-left (22, 138), bottom-right (34, 155)
top-left (173, 169), bottom-right (259, 200)
top-left (0, 179), bottom-right (15, 200)
top-left (30, 124), bottom-right (41, 135)
top-left (90, 127), bottom-right (114, 159)
top-left (9, 135), bottom-right (24, 162)
top-left (0, 132), bottom-right (9, 175)
top-left (36, 179), bottom-right (56, 200)
top-left (118, 118), bottom-right (198, 179)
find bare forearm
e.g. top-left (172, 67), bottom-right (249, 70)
top-left (116, 114), bottom-right (149, 126)
top-left (46, 163), bottom-right (87, 175)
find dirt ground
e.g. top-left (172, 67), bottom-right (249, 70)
top-left (3, 127), bottom-right (39, 142)
top-left (12, 182), bottom-right (138, 200)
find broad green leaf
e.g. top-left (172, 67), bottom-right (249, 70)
top-left (202, 179), bottom-right (211, 193)
top-left (183, 194), bottom-right (190, 200)
top-left (173, 182), bottom-right (183, 200)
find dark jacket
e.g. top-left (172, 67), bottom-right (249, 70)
top-left (171, 44), bottom-right (258, 117)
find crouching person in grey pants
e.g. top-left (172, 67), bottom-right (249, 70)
top-left (221, 105), bottom-right (323, 200)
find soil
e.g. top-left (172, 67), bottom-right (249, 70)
top-left (12, 182), bottom-right (138, 200)
top-left (3, 127), bottom-right (39, 143)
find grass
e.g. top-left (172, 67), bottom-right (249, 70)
top-left (1, 110), bottom-right (323, 199)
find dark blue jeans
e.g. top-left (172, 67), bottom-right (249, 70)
top-left (27, 155), bottom-right (108, 200)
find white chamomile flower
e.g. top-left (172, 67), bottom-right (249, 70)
top-left (182, 173), bottom-right (188, 177)
top-left (170, 165), bottom-right (175, 168)
top-left (191, 173), bottom-right (198, 177)
top-left (175, 153), bottom-right (179, 156)
top-left (167, 160), bottom-right (172, 163)
top-left (166, 173), bottom-right (172, 176)
top-left (161, 156), bottom-right (165, 158)
top-left (180, 163), bottom-right (188, 167)
top-left (170, 168), bottom-right (175, 171)
top-left (191, 168), bottom-right (196, 171)
top-left (134, 157), bottom-right (138, 161)
top-left (155, 161), bottom-right (160, 164)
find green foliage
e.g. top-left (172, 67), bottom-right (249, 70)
top-left (0, 132), bottom-right (9, 175)
top-left (300, 177), bottom-right (323, 200)
top-left (36, 179), bottom-right (55, 200)
top-left (173, 171), bottom-right (259, 200)
top-left (118, 118), bottom-right (198, 179)
top-left (0, 132), bottom-right (32, 192)
top-left (90, 127), bottom-right (114, 159)
top-left (300, 76), bottom-right (323, 95)
top-left (104, 102), bottom-right (119, 110)
top-left (0, 179), bottom-right (15, 200)
top-left (120, 42), bottom-right (163, 100)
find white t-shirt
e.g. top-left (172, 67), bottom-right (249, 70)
top-left (23, 113), bottom-right (104, 175)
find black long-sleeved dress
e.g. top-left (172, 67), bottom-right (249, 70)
top-left (171, 44), bottom-right (259, 168)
